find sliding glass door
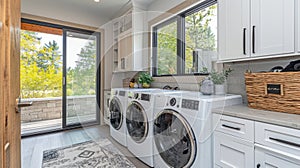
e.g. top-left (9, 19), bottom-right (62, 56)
top-left (63, 29), bottom-right (100, 127)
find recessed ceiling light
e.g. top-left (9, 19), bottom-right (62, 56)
top-left (94, 0), bottom-right (100, 2)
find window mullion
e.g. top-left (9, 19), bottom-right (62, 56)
top-left (177, 15), bottom-right (185, 75)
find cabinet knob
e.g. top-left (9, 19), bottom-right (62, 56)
top-left (257, 164), bottom-right (261, 168)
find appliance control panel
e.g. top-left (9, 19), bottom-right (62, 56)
top-left (182, 99), bottom-right (199, 110)
top-left (141, 94), bottom-right (150, 101)
top-left (119, 91), bottom-right (125, 97)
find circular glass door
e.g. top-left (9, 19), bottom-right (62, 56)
top-left (153, 110), bottom-right (196, 168)
top-left (109, 97), bottom-right (123, 130)
top-left (126, 102), bottom-right (148, 143)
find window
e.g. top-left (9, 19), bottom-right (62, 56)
top-left (153, 0), bottom-right (217, 76)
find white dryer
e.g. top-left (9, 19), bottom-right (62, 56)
top-left (126, 89), bottom-right (186, 167)
top-left (109, 88), bottom-right (129, 147)
top-left (152, 92), bottom-right (242, 168)
top-left (125, 89), bottom-right (161, 167)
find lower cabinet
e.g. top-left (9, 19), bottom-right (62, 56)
top-left (213, 114), bottom-right (300, 168)
top-left (255, 148), bottom-right (300, 168)
top-left (214, 131), bottom-right (254, 168)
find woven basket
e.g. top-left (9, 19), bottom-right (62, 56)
top-left (245, 72), bottom-right (300, 114)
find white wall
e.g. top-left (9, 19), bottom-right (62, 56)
top-left (146, 0), bottom-right (185, 22)
top-left (21, 0), bottom-right (110, 27)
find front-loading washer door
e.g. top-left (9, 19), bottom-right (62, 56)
top-left (154, 110), bottom-right (196, 168)
top-left (109, 97), bottom-right (123, 130)
top-left (126, 101), bottom-right (148, 143)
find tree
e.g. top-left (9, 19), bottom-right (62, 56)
top-left (68, 41), bottom-right (97, 96)
top-left (20, 30), bottom-right (63, 98)
top-left (157, 21), bottom-right (177, 75)
top-left (157, 5), bottom-right (217, 74)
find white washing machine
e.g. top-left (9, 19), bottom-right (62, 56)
top-left (152, 92), bottom-right (242, 168)
top-left (126, 89), bottom-right (186, 167)
top-left (125, 89), bottom-right (162, 167)
top-left (109, 88), bottom-right (129, 147)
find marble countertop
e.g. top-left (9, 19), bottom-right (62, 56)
top-left (213, 105), bottom-right (300, 130)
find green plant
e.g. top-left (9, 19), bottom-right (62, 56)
top-left (138, 72), bottom-right (154, 84)
top-left (210, 69), bottom-right (233, 85)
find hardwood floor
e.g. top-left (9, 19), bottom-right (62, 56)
top-left (21, 125), bottom-right (150, 168)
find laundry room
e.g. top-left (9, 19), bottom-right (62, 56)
top-left (1, 0), bottom-right (300, 168)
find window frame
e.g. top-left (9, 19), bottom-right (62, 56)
top-left (152, 0), bottom-right (217, 77)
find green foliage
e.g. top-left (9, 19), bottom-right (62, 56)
top-left (138, 72), bottom-right (154, 84)
top-left (185, 5), bottom-right (217, 72)
top-left (20, 31), bottom-right (62, 98)
top-left (210, 69), bottom-right (233, 85)
top-left (157, 22), bottom-right (177, 75)
top-left (67, 41), bottom-right (97, 96)
top-left (157, 4), bottom-right (217, 74)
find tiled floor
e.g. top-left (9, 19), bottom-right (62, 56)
top-left (21, 125), bottom-right (150, 168)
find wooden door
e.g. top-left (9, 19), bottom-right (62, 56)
top-left (251, 0), bottom-right (295, 56)
top-left (0, 0), bottom-right (21, 167)
top-left (218, 0), bottom-right (251, 61)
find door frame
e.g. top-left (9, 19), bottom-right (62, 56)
top-left (20, 19), bottom-right (102, 137)
top-left (62, 28), bottom-right (101, 128)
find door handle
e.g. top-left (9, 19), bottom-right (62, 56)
top-left (15, 97), bottom-right (33, 113)
top-left (17, 102), bottom-right (33, 108)
top-left (243, 28), bottom-right (246, 55)
top-left (252, 25), bottom-right (256, 54)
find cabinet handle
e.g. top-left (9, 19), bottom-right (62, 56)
top-left (256, 164), bottom-right (261, 168)
top-left (269, 137), bottom-right (300, 148)
top-left (243, 28), bottom-right (246, 55)
top-left (221, 124), bottom-right (241, 131)
top-left (252, 26), bottom-right (256, 54)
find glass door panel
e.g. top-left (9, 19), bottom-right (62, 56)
top-left (63, 30), bottom-right (100, 127)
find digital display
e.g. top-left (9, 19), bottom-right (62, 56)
top-left (182, 99), bottom-right (199, 110)
top-left (141, 94), bottom-right (150, 101)
top-left (119, 91), bottom-right (125, 97)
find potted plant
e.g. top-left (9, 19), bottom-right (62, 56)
top-left (210, 69), bottom-right (232, 95)
top-left (138, 72), bottom-right (154, 88)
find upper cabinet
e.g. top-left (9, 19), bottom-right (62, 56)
top-left (298, 0), bottom-right (300, 53)
top-left (218, 0), bottom-right (295, 61)
top-left (113, 8), bottom-right (146, 72)
top-left (218, 0), bottom-right (251, 60)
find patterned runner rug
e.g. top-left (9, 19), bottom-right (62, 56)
top-left (42, 138), bottom-right (136, 168)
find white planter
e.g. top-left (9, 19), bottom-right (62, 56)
top-left (215, 84), bottom-right (226, 95)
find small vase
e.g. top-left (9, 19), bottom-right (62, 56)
top-left (214, 84), bottom-right (226, 95)
top-left (200, 77), bottom-right (214, 95)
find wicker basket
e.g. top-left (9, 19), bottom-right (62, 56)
top-left (245, 72), bottom-right (300, 114)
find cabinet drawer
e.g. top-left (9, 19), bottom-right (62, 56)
top-left (214, 132), bottom-right (254, 168)
top-left (255, 146), bottom-right (300, 168)
top-left (213, 114), bottom-right (254, 141)
top-left (255, 122), bottom-right (300, 158)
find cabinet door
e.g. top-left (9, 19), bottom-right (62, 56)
top-left (214, 132), bottom-right (254, 168)
top-left (118, 31), bottom-right (132, 71)
top-left (251, 0), bottom-right (295, 56)
top-left (218, 0), bottom-right (250, 60)
top-left (298, 0), bottom-right (300, 52)
top-left (255, 148), bottom-right (300, 168)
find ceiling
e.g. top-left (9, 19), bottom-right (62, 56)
top-left (21, 0), bottom-right (133, 27)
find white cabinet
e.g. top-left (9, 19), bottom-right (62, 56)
top-left (298, 0), bottom-right (300, 52)
top-left (255, 122), bottom-right (300, 168)
top-left (214, 132), bottom-right (254, 168)
top-left (213, 114), bottom-right (255, 168)
top-left (218, 0), bottom-right (251, 60)
top-left (218, 0), bottom-right (295, 61)
top-left (251, 0), bottom-right (295, 56)
top-left (114, 7), bottom-right (146, 72)
top-left (255, 147), bottom-right (300, 168)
